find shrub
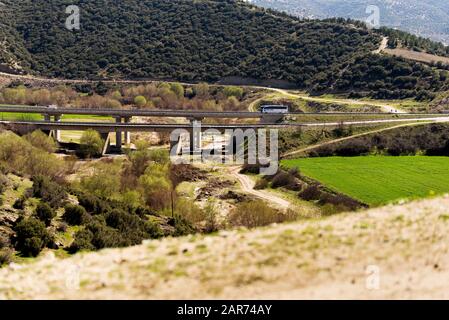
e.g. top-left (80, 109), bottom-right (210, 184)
top-left (13, 197), bottom-right (26, 210)
top-left (223, 86), bottom-right (243, 99)
top-left (254, 178), bottom-right (268, 190)
top-left (69, 207), bottom-right (164, 253)
top-left (145, 220), bottom-right (164, 239)
top-left (0, 235), bottom-right (9, 249)
top-left (0, 249), bottom-right (12, 266)
top-left (77, 193), bottom-right (110, 215)
top-left (139, 163), bottom-right (172, 210)
top-left (288, 167), bottom-right (300, 178)
top-left (299, 184), bottom-right (322, 201)
top-left (239, 164), bottom-right (261, 174)
top-left (57, 222), bottom-right (68, 233)
top-left (334, 141), bottom-right (370, 157)
top-left (24, 130), bottom-right (57, 153)
top-left (0, 131), bottom-right (65, 178)
top-left (83, 220), bottom-right (124, 250)
top-left (14, 218), bottom-right (53, 257)
top-left (174, 198), bottom-right (206, 225)
top-left (228, 202), bottom-right (295, 228)
top-left (0, 174), bottom-right (9, 194)
top-left (171, 216), bottom-right (196, 237)
top-left (68, 229), bottom-right (95, 253)
top-left (79, 161), bottom-right (121, 198)
top-left (32, 175), bottom-right (68, 208)
top-left (170, 83), bottom-right (185, 98)
top-left (134, 95), bottom-right (147, 108)
top-left (271, 171), bottom-right (296, 189)
top-left (79, 129), bottom-right (104, 158)
top-left (63, 204), bottom-right (90, 226)
top-left (318, 192), bottom-right (363, 212)
top-left (203, 201), bottom-right (220, 233)
top-left (35, 202), bottom-right (56, 227)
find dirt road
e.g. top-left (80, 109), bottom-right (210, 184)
top-left (269, 88), bottom-right (406, 114)
top-left (228, 166), bottom-right (290, 210)
top-left (373, 36), bottom-right (389, 54)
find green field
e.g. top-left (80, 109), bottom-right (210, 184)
top-left (282, 156), bottom-right (449, 206)
top-left (0, 112), bottom-right (112, 122)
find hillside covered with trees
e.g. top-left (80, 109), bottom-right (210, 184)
top-left (0, 0), bottom-right (448, 99)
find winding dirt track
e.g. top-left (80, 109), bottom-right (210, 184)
top-left (228, 166), bottom-right (290, 210)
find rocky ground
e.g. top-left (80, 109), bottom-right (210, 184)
top-left (1, 195), bottom-right (449, 299)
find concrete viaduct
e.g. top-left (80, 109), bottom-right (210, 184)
top-left (1, 105), bottom-right (449, 154)
top-left (0, 105), bottom-right (290, 154)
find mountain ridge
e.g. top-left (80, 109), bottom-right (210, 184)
top-left (0, 0), bottom-right (448, 99)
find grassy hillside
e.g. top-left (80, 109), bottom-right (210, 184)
top-left (2, 195), bottom-right (449, 299)
top-left (282, 156), bottom-right (449, 205)
top-left (0, 0), bottom-right (448, 99)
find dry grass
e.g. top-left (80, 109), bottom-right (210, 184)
top-left (384, 48), bottom-right (449, 65)
top-left (2, 195), bottom-right (449, 299)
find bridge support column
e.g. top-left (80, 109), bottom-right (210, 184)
top-left (189, 120), bottom-right (202, 156)
top-left (101, 132), bottom-right (111, 155)
top-left (115, 116), bottom-right (122, 149)
top-left (54, 115), bottom-right (61, 142)
top-left (170, 134), bottom-right (183, 156)
top-left (124, 117), bottom-right (131, 145)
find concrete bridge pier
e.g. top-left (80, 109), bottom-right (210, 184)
top-left (124, 116), bottom-right (131, 145)
top-left (54, 115), bottom-right (61, 142)
top-left (101, 132), bottom-right (112, 155)
top-left (114, 116), bottom-right (132, 150)
top-left (170, 134), bottom-right (183, 156)
top-left (43, 113), bottom-right (61, 142)
top-left (189, 119), bottom-right (203, 156)
top-left (115, 116), bottom-right (123, 148)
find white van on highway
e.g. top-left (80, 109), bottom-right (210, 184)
top-left (260, 105), bottom-right (289, 114)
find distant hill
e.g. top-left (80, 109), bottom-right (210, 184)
top-left (0, 0), bottom-right (448, 99)
top-left (247, 0), bottom-right (449, 45)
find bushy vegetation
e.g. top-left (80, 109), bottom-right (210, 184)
top-left (308, 124), bottom-right (449, 157)
top-left (62, 204), bottom-right (90, 226)
top-left (242, 164), bottom-right (364, 213)
top-left (1, 0), bottom-right (377, 84)
top-left (24, 130), bottom-right (57, 153)
top-left (0, 82), bottom-right (249, 112)
top-left (32, 175), bottom-right (68, 208)
top-left (380, 27), bottom-right (449, 57)
top-left (229, 202), bottom-right (297, 228)
top-left (13, 218), bottom-right (54, 257)
top-left (69, 208), bottom-right (164, 253)
top-left (78, 129), bottom-right (104, 159)
top-left (0, 133), bottom-right (209, 258)
top-left (35, 202), bottom-right (55, 227)
top-left (314, 54), bottom-right (448, 100)
top-left (0, 131), bottom-right (67, 179)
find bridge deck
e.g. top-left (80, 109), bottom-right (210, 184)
top-left (1, 116), bottom-right (449, 133)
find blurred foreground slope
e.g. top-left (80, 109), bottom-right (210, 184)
top-left (2, 195), bottom-right (449, 299)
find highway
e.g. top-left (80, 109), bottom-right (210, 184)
top-left (0, 105), bottom-right (447, 119)
top-left (2, 116), bottom-right (449, 132)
